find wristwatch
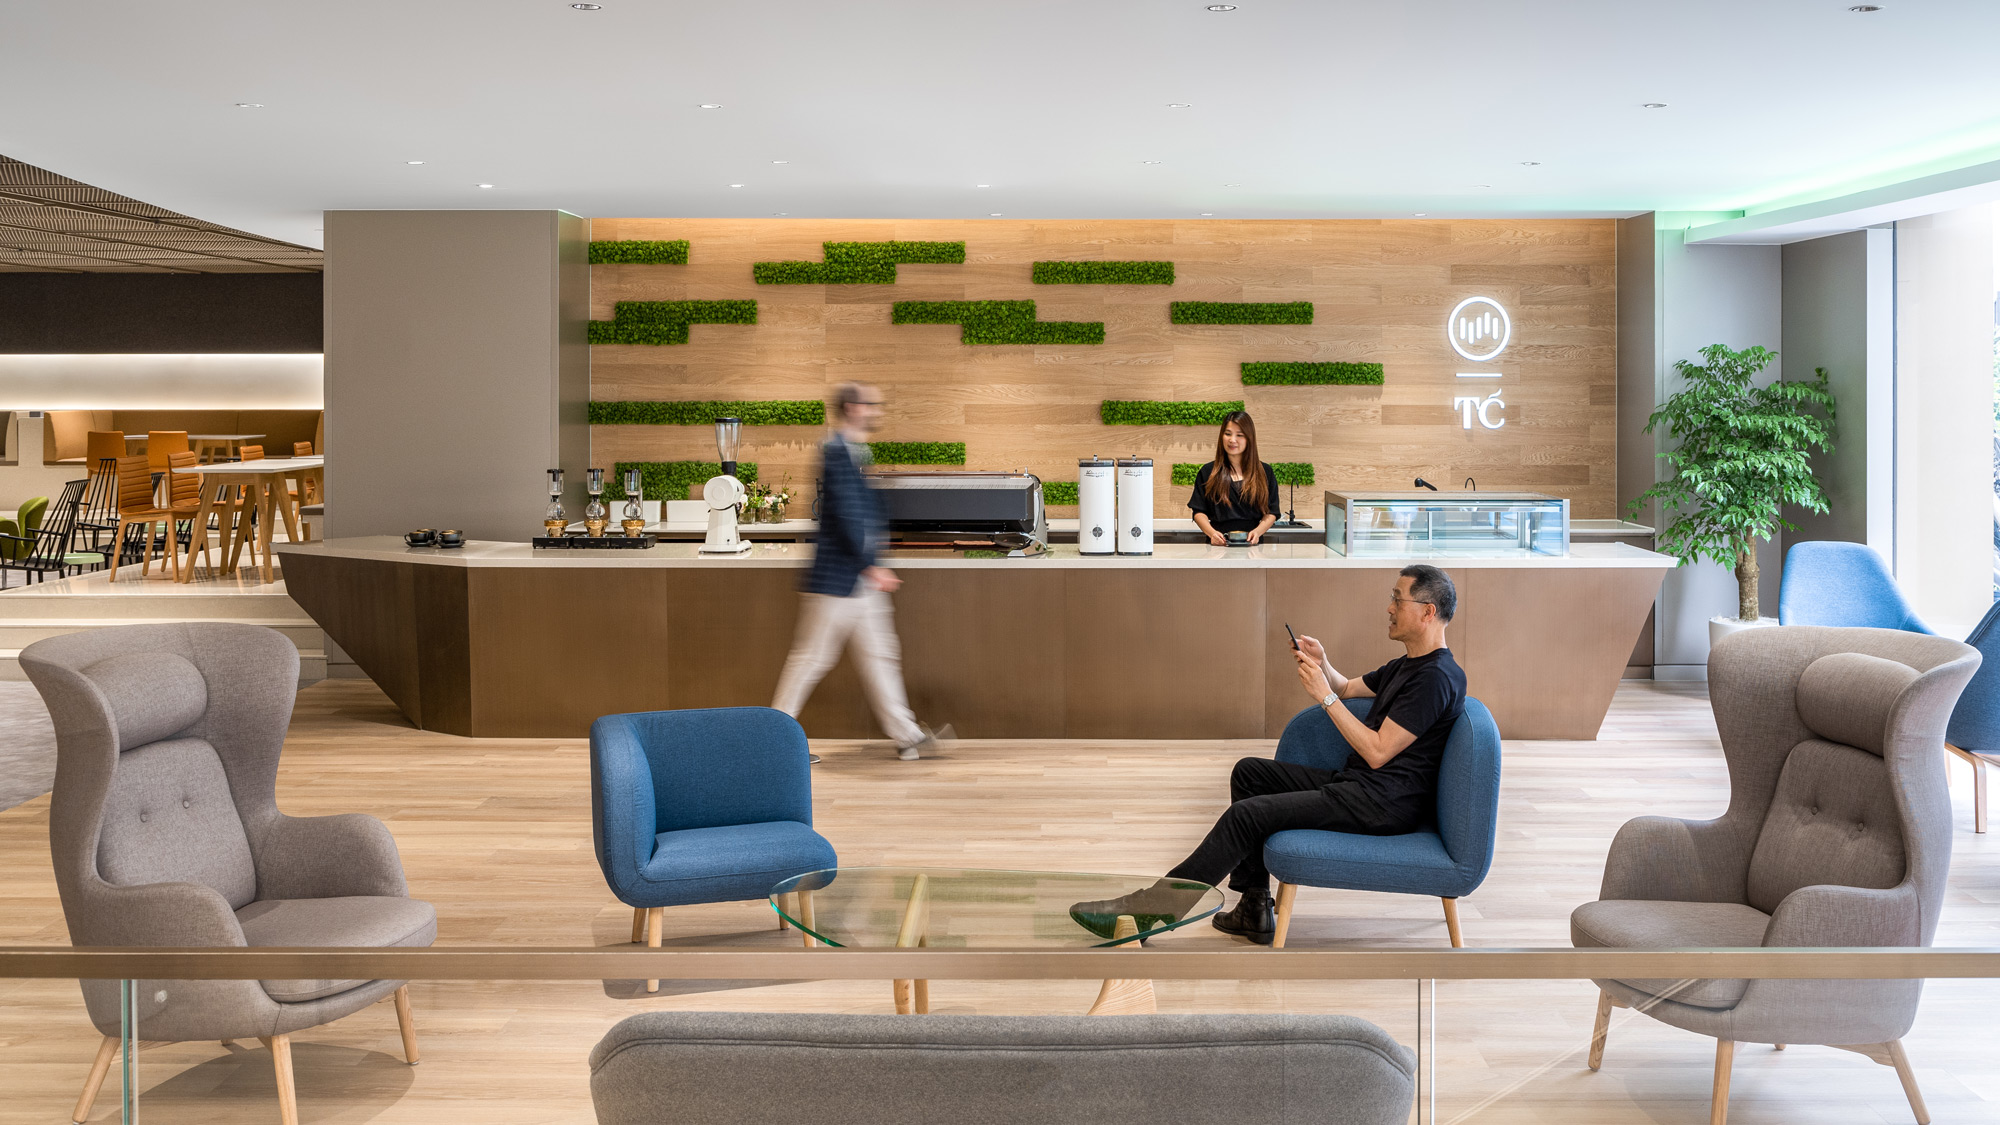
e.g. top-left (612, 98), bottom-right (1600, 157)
top-left (1320, 691), bottom-right (1339, 711)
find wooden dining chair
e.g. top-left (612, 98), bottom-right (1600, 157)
top-left (106, 454), bottom-right (174, 581)
top-left (144, 430), bottom-right (190, 473)
top-left (162, 451), bottom-right (213, 577)
top-left (290, 441), bottom-right (318, 505)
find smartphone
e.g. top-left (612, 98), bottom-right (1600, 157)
top-left (1284, 623), bottom-right (1299, 651)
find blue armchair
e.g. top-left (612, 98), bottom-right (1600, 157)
top-left (1263, 698), bottom-right (1502, 948)
top-left (1947, 600), bottom-right (2000, 833)
top-left (591, 707), bottom-right (837, 990)
top-left (1777, 541), bottom-right (1932, 632)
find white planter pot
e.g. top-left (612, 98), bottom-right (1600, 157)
top-left (1709, 615), bottom-right (1780, 649)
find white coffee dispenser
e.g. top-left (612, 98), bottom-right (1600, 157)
top-left (1077, 456), bottom-right (1116, 555)
top-left (1116, 456), bottom-right (1153, 555)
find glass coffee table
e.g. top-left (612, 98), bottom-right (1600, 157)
top-left (770, 866), bottom-right (1223, 1015)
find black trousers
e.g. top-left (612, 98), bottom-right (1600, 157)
top-left (1166, 757), bottom-right (1401, 895)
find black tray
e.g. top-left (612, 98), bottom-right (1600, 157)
top-left (532, 535), bottom-right (656, 550)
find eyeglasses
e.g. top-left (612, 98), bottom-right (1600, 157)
top-left (1390, 593), bottom-right (1434, 609)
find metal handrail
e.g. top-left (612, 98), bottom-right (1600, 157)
top-left (2, 945), bottom-right (1998, 981)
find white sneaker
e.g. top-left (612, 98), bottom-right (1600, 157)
top-left (897, 723), bottom-right (955, 760)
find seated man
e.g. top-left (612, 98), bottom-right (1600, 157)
top-left (1072, 564), bottom-right (1466, 944)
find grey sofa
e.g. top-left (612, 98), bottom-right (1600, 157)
top-left (589, 1011), bottom-right (1415, 1125)
top-left (21, 622), bottom-right (437, 1124)
top-left (1572, 626), bottom-right (1979, 1125)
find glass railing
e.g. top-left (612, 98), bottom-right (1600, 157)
top-left (4, 944), bottom-right (1994, 1124)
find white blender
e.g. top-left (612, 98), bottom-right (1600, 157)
top-left (699, 416), bottom-right (753, 555)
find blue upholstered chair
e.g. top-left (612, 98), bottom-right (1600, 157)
top-left (1265, 698), bottom-right (1503, 948)
top-left (1946, 600), bottom-right (2000, 833)
top-left (1777, 541), bottom-right (1933, 633)
top-left (590, 706), bottom-right (837, 991)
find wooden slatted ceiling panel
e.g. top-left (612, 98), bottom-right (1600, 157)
top-left (0, 154), bottom-right (319, 273)
top-left (588, 218), bottom-right (1619, 518)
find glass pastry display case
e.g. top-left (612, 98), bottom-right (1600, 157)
top-left (1324, 490), bottom-right (1569, 557)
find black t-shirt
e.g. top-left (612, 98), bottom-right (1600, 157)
top-left (1331, 649), bottom-right (1467, 829)
top-left (1186, 462), bottom-right (1282, 532)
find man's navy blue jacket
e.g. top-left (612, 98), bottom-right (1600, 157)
top-left (803, 433), bottom-right (882, 596)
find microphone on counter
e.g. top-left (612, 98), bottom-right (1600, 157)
top-left (1413, 478), bottom-right (1439, 491)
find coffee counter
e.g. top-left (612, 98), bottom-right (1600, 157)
top-left (278, 537), bottom-right (1673, 741)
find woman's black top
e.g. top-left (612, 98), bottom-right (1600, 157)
top-left (1187, 461), bottom-right (1281, 532)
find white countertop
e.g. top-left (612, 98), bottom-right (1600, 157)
top-left (279, 536), bottom-right (1676, 570)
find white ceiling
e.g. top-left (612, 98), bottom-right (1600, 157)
top-left (2, 0), bottom-right (1998, 250)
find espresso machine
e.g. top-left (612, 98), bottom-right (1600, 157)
top-left (699, 416), bottom-right (752, 555)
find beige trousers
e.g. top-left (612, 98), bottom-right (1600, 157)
top-left (771, 588), bottom-right (924, 746)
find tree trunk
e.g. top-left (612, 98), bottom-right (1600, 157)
top-left (1735, 544), bottom-right (1760, 622)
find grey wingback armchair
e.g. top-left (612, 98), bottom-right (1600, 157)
top-left (1571, 626), bottom-right (1978, 1125)
top-left (21, 622), bottom-right (437, 1125)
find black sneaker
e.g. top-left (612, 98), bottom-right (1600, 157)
top-left (1068, 879), bottom-right (1210, 940)
top-left (1211, 890), bottom-right (1275, 945)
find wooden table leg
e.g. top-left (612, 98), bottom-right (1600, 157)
top-left (892, 873), bottom-right (929, 1014)
top-left (275, 471), bottom-right (304, 544)
top-left (1087, 914), bottom-right (1157, 1015)
top-left (225, 482), bottom-right (256, 575)
top-left (257, 477), bottom-right (278, 582)
top-left (176, 477), bottom-right (222, 583)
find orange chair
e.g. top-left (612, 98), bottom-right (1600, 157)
top-left (145, 430), bottom-right (190, 474)
top-left (107, 455), bottom-right (175, 581)
top-left (162, 451), bottom-right (213, 577)
top-left (290, 442), bottom-right (318, 505)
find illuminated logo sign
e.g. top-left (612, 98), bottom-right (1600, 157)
top-left (1448, 297), bottom-right (1509, 430)
top-left (1447, 296), bottom-right (1510, 362)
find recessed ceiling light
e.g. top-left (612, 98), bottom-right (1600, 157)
top-left (477, 183), bottom-right (494, 189)
top-left (771, 160), bottom-right (789, 164)
top-left (1141, 160), bottom-right (1162, 164)
top-left (570, 3), bottom-right (601, 8)
top-left (1199, 212), bottom-right (1213, 216)
top-left (1642, 102), bottom-right (1668, 109)
top-left (234, 102), bottom-right (263, 109)
top-left (1167, 103), bottom-right (1192, 108)
top-left (989, 213), bottom-right (1003, 217)
top-left (1520, 160), bottom-right (1541, 166)
top-left (976, 184), bottom-right (990, 188)
top-left (1206, 4), bottom-right (1237, 9)
top-left (1413, 213), bottom-right (1427, 217)
top-left (1221, 183), bottom-right (1241, 187)
top-left (406, 161), bottom-right (426, 165)
top-left (773, 212), bottom-right (787, 216)
top-left (730, 183), bottom-right (744, 188)
top-left (698, 103), bottom-right (723, 109)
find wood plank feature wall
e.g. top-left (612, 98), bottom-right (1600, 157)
top-left (587, 218), bottom-right (1619, 517)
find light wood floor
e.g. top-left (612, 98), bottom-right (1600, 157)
top-left (2, 680), bottom-right (1997, 1123)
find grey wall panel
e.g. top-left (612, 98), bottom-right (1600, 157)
top-left (323, 210), bottom-right (586, 541)
top-left (1781, 229), bottom-right (1891, 551)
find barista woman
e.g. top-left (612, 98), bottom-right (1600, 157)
top-left (1188, 410), bottom-right (1281, 545)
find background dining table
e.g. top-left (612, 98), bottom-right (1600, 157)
top-left (169, 455), bottom-right (321, 583)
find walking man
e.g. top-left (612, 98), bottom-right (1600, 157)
top-left (771, 383), bottom-right (946, 760)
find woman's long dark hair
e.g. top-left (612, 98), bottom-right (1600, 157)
top-left (1203, 410), bottom-right (1269, 515)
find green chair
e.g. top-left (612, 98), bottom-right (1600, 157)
top-left (0, 495), bottom-right (48, 561)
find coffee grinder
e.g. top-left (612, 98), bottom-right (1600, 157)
top-left (699, 416), bottom-right (752, 554)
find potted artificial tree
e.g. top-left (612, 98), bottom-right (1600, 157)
top-left (1630, 344), bottom-right (1836, 646)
